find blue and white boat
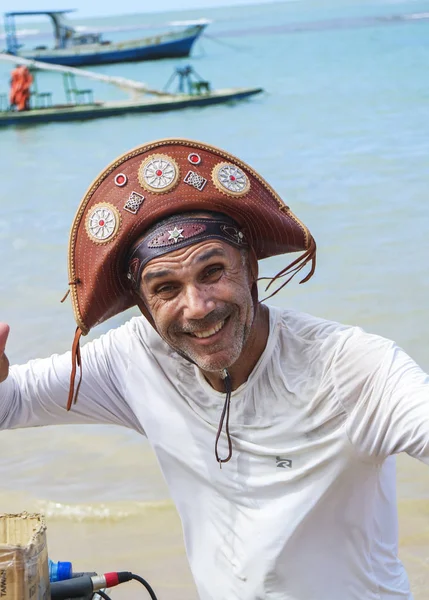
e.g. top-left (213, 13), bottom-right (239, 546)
top-left (3, 10), bottom-right (209, 66)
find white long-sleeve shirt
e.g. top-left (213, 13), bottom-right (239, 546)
top-left (1, 306), bottom-right (429, 600)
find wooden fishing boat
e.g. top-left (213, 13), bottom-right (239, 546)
top-left (0, 88), bottom-right (263, 127)
top-left (0, 55), bottom-right (263, 127)
top-left (3, 10), bottom-right (209, 66)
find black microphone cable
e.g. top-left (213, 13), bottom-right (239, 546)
top-left (50, 570), bottom-right (159, 600)
top-left (94, 591), bottom-right (111, 600)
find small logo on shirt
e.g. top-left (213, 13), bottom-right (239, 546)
top-left (276, 456), bottom-right (292, 469)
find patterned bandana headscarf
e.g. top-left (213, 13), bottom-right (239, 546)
top-left (126, 212), bottom-right (249, 290)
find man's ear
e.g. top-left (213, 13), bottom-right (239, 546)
top-left (133, 291), bottom-right (157, 330)
top-left (247, 248), bottom-right (259, 284)
top-left (244, 247), bottom-right (260, 309)
top-left (247, 248), bottom-right (260, 309)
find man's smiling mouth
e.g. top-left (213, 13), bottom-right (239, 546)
top-left (190, 319), bottom-right (227, 339)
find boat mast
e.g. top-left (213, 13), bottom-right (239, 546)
top-left (50, 12), bottom-right (63, 49)
top-left (49, 12), bottom-right (75, 49)
top-left (4, 13), bottom-right (19, 54)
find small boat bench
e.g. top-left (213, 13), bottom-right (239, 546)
top-left (63, 73), bottom-right (94, 105)
top-left (29, 73), bottom-right (53, 108)
top-left (32, 91), bottom-right (53, 108)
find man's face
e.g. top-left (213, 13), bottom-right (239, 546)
top-left (139, 240), bottom-right (255, 373)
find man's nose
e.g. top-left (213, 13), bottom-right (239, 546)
top-left (182, 284), bottom-right (216, 320)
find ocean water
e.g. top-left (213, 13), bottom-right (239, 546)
top-left (1, 1), bottom-right (429, 597)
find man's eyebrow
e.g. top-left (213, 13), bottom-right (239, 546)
top-left (196, 248), bottom-right (226, 263)
top-left (143, 269), bottom-right (174, 283)
top-left (143, 248), bottom-right (227, 283)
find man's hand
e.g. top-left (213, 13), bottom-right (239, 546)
top-left (0, 323), bottom-right (10, 383)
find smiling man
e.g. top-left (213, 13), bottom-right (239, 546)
top-left (1, 138), bottom-right (429, 600)
top-left (127, 212), bottom-right (268, 388)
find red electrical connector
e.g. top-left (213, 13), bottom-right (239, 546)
top-left (50, 571), bottom-right (134, 599)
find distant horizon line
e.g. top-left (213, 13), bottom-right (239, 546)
top-left (3, 0), bottom-right (295, 21)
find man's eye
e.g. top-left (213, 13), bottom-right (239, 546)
top-left (203, 266), bottom-right (223, 280)
top-left (155, 284), bottom-right (177, 296)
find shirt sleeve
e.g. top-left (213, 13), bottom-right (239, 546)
top-left (0, 321), bottom-right (144, 434)
top-left (334, 328), bottom-right (429, 462)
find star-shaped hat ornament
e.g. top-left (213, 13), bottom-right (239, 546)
top-left (168, 226), bottom-right (184, 243)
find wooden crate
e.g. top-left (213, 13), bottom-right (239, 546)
top-left (0, 513), bottom-right (49, 600)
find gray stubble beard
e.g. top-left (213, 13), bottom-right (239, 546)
top-left (170, 308), bottom-right (250, 373)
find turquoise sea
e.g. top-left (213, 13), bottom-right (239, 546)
top-left (1, 1), bottom-right (429, 597)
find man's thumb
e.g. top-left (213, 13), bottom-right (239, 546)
top-left (0, 323), bottom-right (10, 354)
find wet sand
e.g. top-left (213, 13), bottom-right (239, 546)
top-left (46, 503), bottom-right (198, 600)
top-left (397, 454), bottom-right (429, 599)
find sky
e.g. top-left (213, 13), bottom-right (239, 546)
top-left (4, 0), bottom-right (290, 19)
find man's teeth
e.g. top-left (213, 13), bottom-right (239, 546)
top-left (192, 320), bottom-right (225, 339)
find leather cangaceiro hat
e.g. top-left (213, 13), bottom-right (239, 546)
top-left (65, 138), bottom-right (316, 408)
top-left (67, 137), bottom-right (316, 335)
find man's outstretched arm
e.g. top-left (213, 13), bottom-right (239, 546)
top-left (0, 321), bottom-right (144, 433)
top-left (336, 328), bottom-right (429, 462)
top-left (0, 322), bottom-right (10, 383)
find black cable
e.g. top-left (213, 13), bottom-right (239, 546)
top-left (214, 368), bottom-right (232, 465)
top-left (94, 592), bottom-right (112, 600)
top-left (52, 569), bottom-right (158, 600)
top-left (130, 573), bottom-right (159, 600)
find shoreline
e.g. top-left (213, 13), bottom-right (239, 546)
top-left (0, 453), bottom-right (428, 599)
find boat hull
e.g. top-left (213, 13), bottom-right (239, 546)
top-left (16, 25), bottom-right (206, 66)
top-left (0, 88), bottom-right (263, 127)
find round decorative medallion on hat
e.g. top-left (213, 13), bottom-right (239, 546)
top-left (138, 154), bottom-right (179, 193)
top-left (85, 203), bottom-right (121, 244)
top-left (212, 162), bottom-right (250, 196)
top-left (114, 173), bottom-right (127, 187)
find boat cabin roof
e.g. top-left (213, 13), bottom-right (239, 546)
top-left (5, 10), bottom-right (75, 17)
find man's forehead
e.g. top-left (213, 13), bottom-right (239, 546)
top-left (126, 213), bottom-right (248, 291)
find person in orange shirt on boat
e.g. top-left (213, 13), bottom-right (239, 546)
top-left (9, 65), bottom-right (33, 111)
